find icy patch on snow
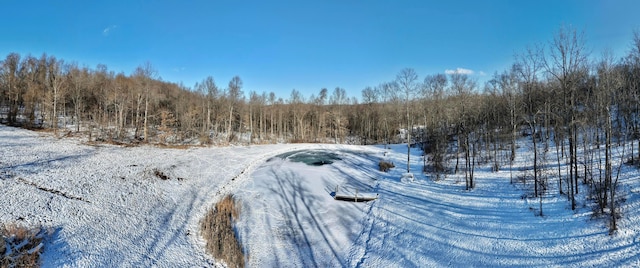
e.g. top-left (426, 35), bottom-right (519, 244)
top-left (273, 149), bottom-right (343, 166)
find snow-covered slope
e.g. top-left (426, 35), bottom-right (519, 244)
top-left (235, 147), bottom-right (382, 267)
top-left (2, 124), bottom-right (640, 267)
top-left (235, 144), bottom-right (640, 267)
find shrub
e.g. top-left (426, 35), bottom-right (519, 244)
top-left (379, 160), bottom-right (395, 172)
top-left (1, 224), bottom-right (47, 268)
top-left (200, 195), bottom-right (244, 268)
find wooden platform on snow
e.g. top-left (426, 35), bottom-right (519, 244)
top-left (334, 194), bottom-right (378, 202)
top-left (333, 185), bottom-right (378, 202)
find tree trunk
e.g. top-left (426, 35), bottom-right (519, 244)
top-left (228, 105), bottom-right (233, 141)
top-left (532, 120), bottom-right (538, 197)
top-left (143, 93), bottom-right (149, 142)
top-left (53, 82), bottom-right (58, 137)
top-left (249, 104), bottom-right (253, 144)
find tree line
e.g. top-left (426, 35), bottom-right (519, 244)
top-left (0, 54), bottom-right (403, 145)
top-left (2, 26), bottom-right (640, 232)
top-left (414, 27), bottom-right (640, 234)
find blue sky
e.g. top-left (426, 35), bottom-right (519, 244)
top-left (1, 0), bottom-right (639, 100)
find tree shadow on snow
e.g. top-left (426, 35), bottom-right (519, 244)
top-left (265, 167), bottom-right (359, 268)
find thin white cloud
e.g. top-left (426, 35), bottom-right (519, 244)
top-left (103, 25), bottom-right (118, 36)
top-left (445, 68), bottom-right (475, 75)
top-left (172, 67), bottom-right (186, 72)
top-left (478, 71), bottom-right (487, 76)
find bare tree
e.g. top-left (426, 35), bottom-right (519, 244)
top-left (112, 73), bottom-right (131, 138)
top-left (496, 66), bottom-right (522, 182)
top-left (361, 86), bottom-right (379, 144)
top-left (396, 68), bottom-right (420, 173)
top-left (626, 30), bottom-right (640, 162)
top-left (543, 25), bottom-right (589, 210)
top-left (288, 89), bottom-right (305, 142)
top-left (595, 50), bottom-right (623, 232)
top-left (195, 76), bottom-right (219, 143)
top-left (449, 71), bottom-right (477, 189)
top-left (67, 64), bottom-right (90, 132)
top-left (226, 76), bottom-right (243, 142)
top-left (133, 62), bottom-right (157, 142)
top-left (516, 46), bottom-right (546, 197)
top-left (314, 88), bottom-right (328, 142)
top-left (1, 53), bottom-right (22, 124)
top-left (247, 90), bottom-right (265, 143)
top-left (422, 74), bottom-right (449, 177)
top-left (330, 87), bottom-right (347, 143)
top-left (46, 57), bottom-right (65, 136)
top-left (20, 55), bottom-right (47, 128)
top-left (205, 77), bottom-right (219, 136)
top-left (376, 82), bottom-right (399, 147)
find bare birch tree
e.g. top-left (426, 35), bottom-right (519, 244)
top-left (396, 68), bottom-right (420, 173)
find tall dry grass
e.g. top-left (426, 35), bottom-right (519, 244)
top-left (200, 195), bottom-right (244, 268)
top-left (1, 224), bottom-right (46, 268)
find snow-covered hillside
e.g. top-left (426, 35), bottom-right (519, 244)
top-left (1, 124), bottom-right (640, 267)
top-left (235, 145), bottom-right (640, 267)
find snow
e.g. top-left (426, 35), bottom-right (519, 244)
top-left (1, 124), bottom-right (640, 267)
top-left (235, 144), bottom-right (640, 267)
top-left (0, 125), bottom-right (310, 267)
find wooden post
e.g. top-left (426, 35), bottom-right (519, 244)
top-left (355, 189), bottom-right (358, 202)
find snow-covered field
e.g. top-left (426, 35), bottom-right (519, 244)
top-left (2, 124), bottom-right (640, 267)
top-left (0, 125), bottom-right (309, 267)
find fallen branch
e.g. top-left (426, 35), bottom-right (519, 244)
top-left (17, 178), bottom-right (90, 203)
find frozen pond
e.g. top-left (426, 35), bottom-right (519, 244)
top-left (272, 149), bottom-right (343, 166)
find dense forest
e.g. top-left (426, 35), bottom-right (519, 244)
top-left (2, 26), bottom-right (640, 232)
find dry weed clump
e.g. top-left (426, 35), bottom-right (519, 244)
top-left (379, 160), bottom-right (395, 172)
top-left (153, 169), bottom-right (170, 180)
top-left (1, 224), bottom-right (47, 268)
top-left (200, 195), bottom-right (244, 268)
top-left (151, 169), bottom-right (185, 181)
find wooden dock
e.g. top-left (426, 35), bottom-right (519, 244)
top-left (334, 194), bottom-right (378, 202)
top-left (333, 185), bottom-right (378, 202)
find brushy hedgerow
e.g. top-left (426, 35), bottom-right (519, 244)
top-left (200, 195), bottom-right (244, 268)
top-left (1, 224), bottom-right (48, 268)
